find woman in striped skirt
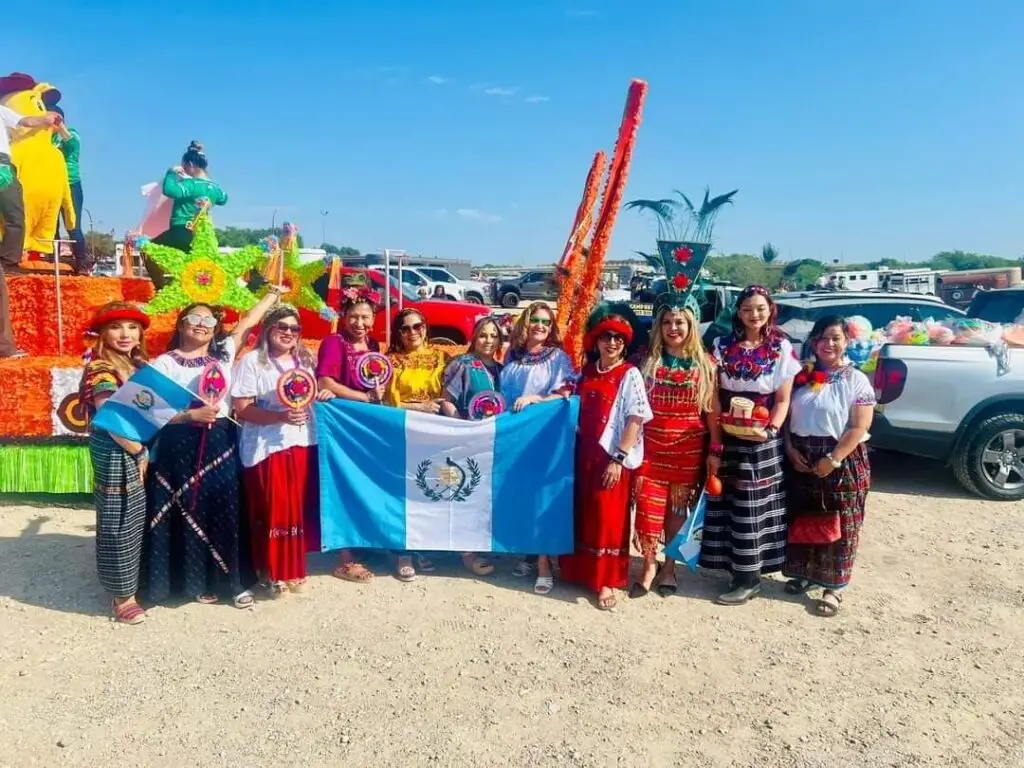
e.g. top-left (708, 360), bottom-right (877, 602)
top-left (80, 302), bottom-right (152, 625)
top-left (701, 285), bottom-right (801, 605)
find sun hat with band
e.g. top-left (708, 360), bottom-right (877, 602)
top-left (86, 302), bottom-right (151, 335)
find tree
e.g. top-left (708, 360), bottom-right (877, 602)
top-left (215, 226), bottom-right (305, 248)
top-left (761, 242), bottom-right (779, 264)
top-left (320, 242), bottom-right (360, 256)
top-left (85, 231), bottom-right (116, 259)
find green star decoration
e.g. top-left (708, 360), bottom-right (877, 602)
top-left (260, 233), bottom-right (326, 312)
top-left (142, 212), bottom-right (265, 315)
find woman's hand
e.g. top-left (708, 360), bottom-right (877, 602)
top-left (188, 404), bottom-right (219, 425)
top-left (705, 454), bottom-right (721, 478)
top-left (418, 400), bottom-right (442, 415)
top-left (512, 395), bottom-right (538, 413)
top-left (368, 383), bottom-right (385, 404)
top-left (440, 401), bottom-right (459, 418)
top-left (786, 445), bottom-right (812, 473)
top-left (602, 461), bottom-right (623, 489)
top-left (315, 389), bottom-right (335, 402)
top-left (282, 408), bottom-right (308, 426)
top-left (813, 456), bottom-right (837, 478)
top-left (137, 454), bottom-right (149, 479)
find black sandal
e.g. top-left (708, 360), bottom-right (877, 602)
top-left (628, 582), bottom-right (649, 599)
top-left (785, 579), bottom-right (811, 595)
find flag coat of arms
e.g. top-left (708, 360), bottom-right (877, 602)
top-left (316, 398), bottom-right (579, 554)
top-left (664, 490), bottom-right (707, 572)
top-left (90, 364), bottom-right (195, 443)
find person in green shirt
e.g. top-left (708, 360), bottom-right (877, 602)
top-left (50, 106), bottom-right (88, 273)
top-left (145, 141), bottom-right (228, 287)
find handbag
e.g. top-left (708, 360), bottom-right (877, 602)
top-left (787, 512), bottom-right (841, 545)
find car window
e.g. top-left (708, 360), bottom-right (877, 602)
top-left (968, 291), bottom-right (1024, 324)
top-left (420, 268), bottom-right (456, 284)
top-left (520, 272), bottom-right (538, 282)
top-left (912, 303), bottom-right (965, 323)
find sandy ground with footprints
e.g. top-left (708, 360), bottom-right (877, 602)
top-left (0, 452), bottom-right (1022, 767)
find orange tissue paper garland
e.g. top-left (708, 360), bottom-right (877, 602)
top-left (556, 150), bottom-right (606, 342)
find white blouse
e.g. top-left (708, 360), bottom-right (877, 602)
top-left (789, 366), bottom-right (876, 441)
top-left (712, 335), bottom-right (803, 396)
top-left (597, 366), bottom-right (654, 470)
top-left (149, 337), bottom-right (237, 418)
top-left (499, 346), bottom-right (576, 403)
top-left (230, 351), bottom-right (317, 468)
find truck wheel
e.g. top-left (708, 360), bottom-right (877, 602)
top-left (464, 292), bottom-right (484, 305)
top-left (428, 328), bottom-right (464, 347)
top-left (500, 291), bottom-right (520, 309)
top-left (956, 412), bottom-right (1024, 501)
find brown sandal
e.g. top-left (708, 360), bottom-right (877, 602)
top-left (112, 599), bottom-right (146, 625)
top-left (817, 590), bottom-right (842, 617)
top-left (333, 562), bottom-right (374, 583)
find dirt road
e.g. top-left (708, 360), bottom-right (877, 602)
top-left (1, 453), bottom-right (1021, 767)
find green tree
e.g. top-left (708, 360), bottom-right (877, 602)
top-left (85, 231), bottom-right (116, 259)
top-left (761, 242), bottom-right (779, 264)
top-left (215, 226), bottom-right (306, 248)
top-left (320, 242), bottom-right (361, 256)
top-left (706, 253), bottom-right (772, 287)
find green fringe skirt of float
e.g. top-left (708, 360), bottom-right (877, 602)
top-left (0, 444), bottom-right (93, 493)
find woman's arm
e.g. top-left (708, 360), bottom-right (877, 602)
top-left (233, 396), bottom-right (285, 426)
top-left (318, 376), bottom-right (379, 403)
top-left (92, 392), bottom-right (145, 456)
top-left (830, 404), bottom-right (873, 462)
top-left (230, 290), bottom-right (280, 349)
top-left (768, 378), bottom-right (794, 433)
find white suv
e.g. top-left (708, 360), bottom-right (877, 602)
top-left (415, 266), bottom-right (490, 305)
top-left (368, 265), bottom-right (453, 300)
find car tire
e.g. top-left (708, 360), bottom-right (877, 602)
top-left (955, 412), bottom-right (1024, 501)
top-left (464, 292), bottom-right (484, 305)
top-left (500, 291), bottom-right (520, 309)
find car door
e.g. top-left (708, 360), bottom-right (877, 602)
top-left (519, 272), bottom-right (543, 299)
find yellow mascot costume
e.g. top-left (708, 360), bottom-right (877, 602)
top-left (0, 72), bottom-right (74, 264)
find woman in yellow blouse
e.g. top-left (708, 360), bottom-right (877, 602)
top-left (386, 308), bottom-right (449, 580)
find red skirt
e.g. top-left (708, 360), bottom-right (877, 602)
top-left (243, 445), bottom-right (317, 583)
top-left (560, 437), bottom-right (632, 594)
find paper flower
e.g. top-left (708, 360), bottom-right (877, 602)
top-left (142, 211), bottom-right (264, 314)
top-left (260, 226), bottom-right (326, 312)
top-left (672, 273), bottom-right (690, 290)
top-left (673, 246), bottom-right (693, 264)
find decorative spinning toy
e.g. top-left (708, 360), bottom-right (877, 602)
top-left (276, 368), bottom-right (317, 410)
top-left (468, 391), bottom-right (506, 420)
top-left (355, 351), bottom-right (393, 389)
top-left (198, 361), bottom-right (229, 406)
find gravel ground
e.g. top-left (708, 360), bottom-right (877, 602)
top-left (1, 452), bottom-right (1022, 768)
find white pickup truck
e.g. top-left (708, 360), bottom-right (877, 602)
top-left (871, 287), bottom-right (1024, 501)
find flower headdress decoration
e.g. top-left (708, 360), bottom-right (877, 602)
top-left (341, 272), bottom-right (382, 308)
top-left (624, 186), bottom-right (737, 318)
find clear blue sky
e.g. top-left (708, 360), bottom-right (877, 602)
top-left (7, 0), bottom-right (1023, 265)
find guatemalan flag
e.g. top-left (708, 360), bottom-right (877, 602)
top-left (91, 364), bottom-right (194, 442)
top-left (316, 398), bottom-right (579, 554)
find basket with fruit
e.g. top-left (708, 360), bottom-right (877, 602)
top-left (720, 398), bottom-right (771, 438)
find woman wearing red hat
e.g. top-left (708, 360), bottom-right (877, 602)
top-left (559, 304), bottom-right (652, 610)
top-left (79, 301), bottom-right (152, 625)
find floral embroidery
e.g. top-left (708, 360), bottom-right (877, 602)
top-left (508, 346), bottom-right (560, 366)
top-left (717, 335), bottom-right (786, 382)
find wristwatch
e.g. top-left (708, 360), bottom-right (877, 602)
top-left (764, 425), bottom-right (779, 439)
top-left (825, 453), bottom-right (842, 468)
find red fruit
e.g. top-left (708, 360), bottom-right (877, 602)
top-left (752, 405), bottom-right (771, 421)
top-left (706, 475), bottom-right (723, 496)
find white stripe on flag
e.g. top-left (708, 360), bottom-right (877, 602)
top-left (114, 379), bottom-right (183, 431)
top-left (404, 411), bottom-right (495, 552)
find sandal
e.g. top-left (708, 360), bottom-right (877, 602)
top-left (597, 591), bottom-right (617, 611)
top-left (286, 579), bottom-right (307, 593)
top-left (112, 599), bottom-right (146, 625)
top-left (817, 590), bottom-right (842, 617)
top-left (196, 594), bottom-right (219, 605)
top-left (396, 557), bottom-right (417, 582)
top-left (416, 555), bottom-right (436, 574)
top-left (233, 590), bottom-right (256, 610)
top-left (785, 579), bottom-right (811, 595)
top-left (512, 560), bottom-right (534, 578)
top-left (462, 554), bottom-right (495, 576)
top-left (268, 581), bottom-right (288, 598)
top-left (333, 562), bottom-right (374, 583)
top-left (534, 576), bottom-right (554, 595)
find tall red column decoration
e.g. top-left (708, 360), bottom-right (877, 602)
top-left (555, 151), bottom-right (606, 339)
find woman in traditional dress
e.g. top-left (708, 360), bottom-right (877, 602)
top-left (499, 301), bottom-right (576, 594)
top-left (385, 307), bottom-right (450, 581)
top-left (315, 274), bottom-right (384, 584)
top-left (783, 315), bottom-right (875, 616)
top-left (560, 306), bottom-right (652, 610)
top-left (145, 289), bottom-right (281, 609)
top-left (700, 285), bottom-right (801, 605)
top-left (232, 305), bottom-right (335, 597)
top-left (80, 302), bottom-right (151, 624)
top-left (632, 305), bottom-right (722, 597)
top-left (440, 315), bottom-right (503, 576)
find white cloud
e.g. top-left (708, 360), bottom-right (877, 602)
top-left (456, 208), bottom-right (502, 223)
top-left (524, 95), bottom-right (551, 104)
top-left (426, 75), bottom-right (449, 85)
top-left (482, 86), bottom-right (518, 97)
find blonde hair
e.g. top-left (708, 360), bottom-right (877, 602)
top-left (510, 301), bottom-right (562, 352)
top-left (95, 322), bottom-right (148, 383)
top-left (641, 306), bottom-right (716, 412)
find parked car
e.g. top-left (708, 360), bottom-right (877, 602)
top-left (311, 267), bottom-right (490, 346)
top-left (492, 269), bottom-right (559, 308)
top-left (629, 281), bottom-right (743, 341)
top-left (367, 265), bottom-right (451, 300)
top-left (414, 266), bottom-right (490, 305)
top-left (967, 285), bottom-right (1024, 325)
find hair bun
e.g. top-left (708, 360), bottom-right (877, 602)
top-left (187, 140), bottom-right (205, 155)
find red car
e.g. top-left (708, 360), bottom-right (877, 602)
top-left (306, 267), bottom-right (490, 346)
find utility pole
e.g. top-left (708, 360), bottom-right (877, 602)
top-left (320, 210), bottom-right (329, 246)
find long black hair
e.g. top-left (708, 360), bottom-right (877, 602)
top-left (802, 314), bottom-right (851, 363)
top-left (181, 140), bottom-right (208, 170)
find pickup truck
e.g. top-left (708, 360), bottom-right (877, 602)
top-left (493, 269), bottom-right (559, 308)
top-left (871, 286), bottom-right (1024, 501)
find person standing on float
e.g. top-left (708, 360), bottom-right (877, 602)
top-left (50, 106), bottom-right (88, 274)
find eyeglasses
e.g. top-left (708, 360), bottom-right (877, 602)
top-left (529, 316), bottom-right (552, 327)
top-left (599, 332), bottom-right (625, 344)
top-left (399, 322), bottom-right (426, 335)
top-left (273, 322), bottom-right (301, 335)
top-left (183, 313), bottom-right (218, 329)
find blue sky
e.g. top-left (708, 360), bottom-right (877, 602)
top-left (7, 1), bottom-right (1023, 265)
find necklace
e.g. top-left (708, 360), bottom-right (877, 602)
top-left (596, 358), bottom-right (623, 375)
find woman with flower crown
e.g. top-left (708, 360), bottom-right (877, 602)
top-left (782, 315), bottom-right (875, 617)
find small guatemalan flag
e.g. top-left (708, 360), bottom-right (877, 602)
top-left (91, 364), bottom-right (195, 443)
top-left (316, 398), bottom-right (579, 555)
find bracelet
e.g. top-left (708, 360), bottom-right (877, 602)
top-left (764, 425), bottom-right (779, 439)
top-left (825, 453), bottom-right (842, 468)
top-left (709, 442), bottom-right (724, 458)
top-left (612, 449), bottom-right (628, 464)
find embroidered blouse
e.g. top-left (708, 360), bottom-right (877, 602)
top-left (581, 363), bottom-right (653, 470)
top-left (498, 346), bottom-right (576, 404)
top-left (385, 346), bottom-right (448, 407)
top-left (149, 337), bottom-right (238, 418)
top-left (443, 353), bottom-right (502, 419)
top-left (789, 365), bottom-right (876, 442)
top-left (80, 360), bottom-right (126, 418)
top-left (710, 334), bottom-right (801, 399)
top-left (315, 333), bottom-right (382, 392)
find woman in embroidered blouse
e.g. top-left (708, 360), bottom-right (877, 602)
top-left (80, 302), bottom-right (151, 625)
top-left (499, 301), bottom-right (575, 594)
top-left (145, 290), bottom-right (281, 609)
top-left (232, 305), bottom-right (335, 597)
top-left (632, 306), bottom-right (722, 597)
top-left (315, 277), bottom-right (384, 584)
top-left (386, 308), bottom-right (449, 580)
top-left (700, 285), bottom-right (801, 605)
top-left (783, 316), bottom-right (875, 617)
top-left (440, 316), bottom-right (503, 576)
top-left (559, 308), bottom-right (652, 610)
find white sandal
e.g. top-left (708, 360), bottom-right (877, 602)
top-left (233, 590), bottom-right (256, 609)
top-left (534, 576), bottom-right (554, 595)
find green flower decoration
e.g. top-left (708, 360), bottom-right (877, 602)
top-left (260, 233), bottom-right (326, 312)
top-left (142, 212), bottom-right (264, 314)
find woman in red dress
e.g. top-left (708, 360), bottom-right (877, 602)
top-left (561, 306), bottom-right (652, 610)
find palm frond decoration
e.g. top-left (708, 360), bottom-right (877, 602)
top-left (761, 241), bottom-right (779, 264)
top-left (633, 249), bottom-right (664, 271)
top-left (625, 186), bottom-right (737, 244)
top-left (622, 198), bottom-right (676, 240)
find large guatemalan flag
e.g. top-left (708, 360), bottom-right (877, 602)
top-left (91, 364), bottom-right (194, 442)
top-left (316, 398), bottom-right (579, 554)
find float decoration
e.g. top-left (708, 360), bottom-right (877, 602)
top-left (468, 391), bottom-right (506, 420)
top-left (142, 210), bottom-right (263, 314)
top-left (276, 368), bottom-right (317, 410)
top-left (355, 351), bottom-right (393, 389)
top-left (259, 222), bottom-right (326, 312)
top-left (198, 361), bottom-right (229, 406)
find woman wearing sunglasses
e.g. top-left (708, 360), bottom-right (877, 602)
top-left (499, 301), bottom-right (575, 594)
top-left (560, 305), bottom-right (652, 611)
top-left (145, 291), bottom-right (282, 610)
top-left (232, 305), bottom-right (335, 597)
top-left (385, 307), bottom-right (450, 581)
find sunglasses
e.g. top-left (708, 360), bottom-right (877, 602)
top-left (273, 322), bottom-right (301, 335)
top-left (529, 316), bottom-right (552, 327)
top-left (399, 322), bottom-right (426, 335)
top-left (599, 332), bottom-right (625, 344)
top-left (183, 313), bottom-right (218, 329)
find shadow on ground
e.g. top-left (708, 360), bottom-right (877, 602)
top-left (868, 449), bottom-right (975, 500)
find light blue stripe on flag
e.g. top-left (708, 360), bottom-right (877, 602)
top-left (491, 397), bottom-right (578, 554)
top-left (316, 400), bottom-right (407, 551)
top-left (91, 363), bottom-right (194, 443)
